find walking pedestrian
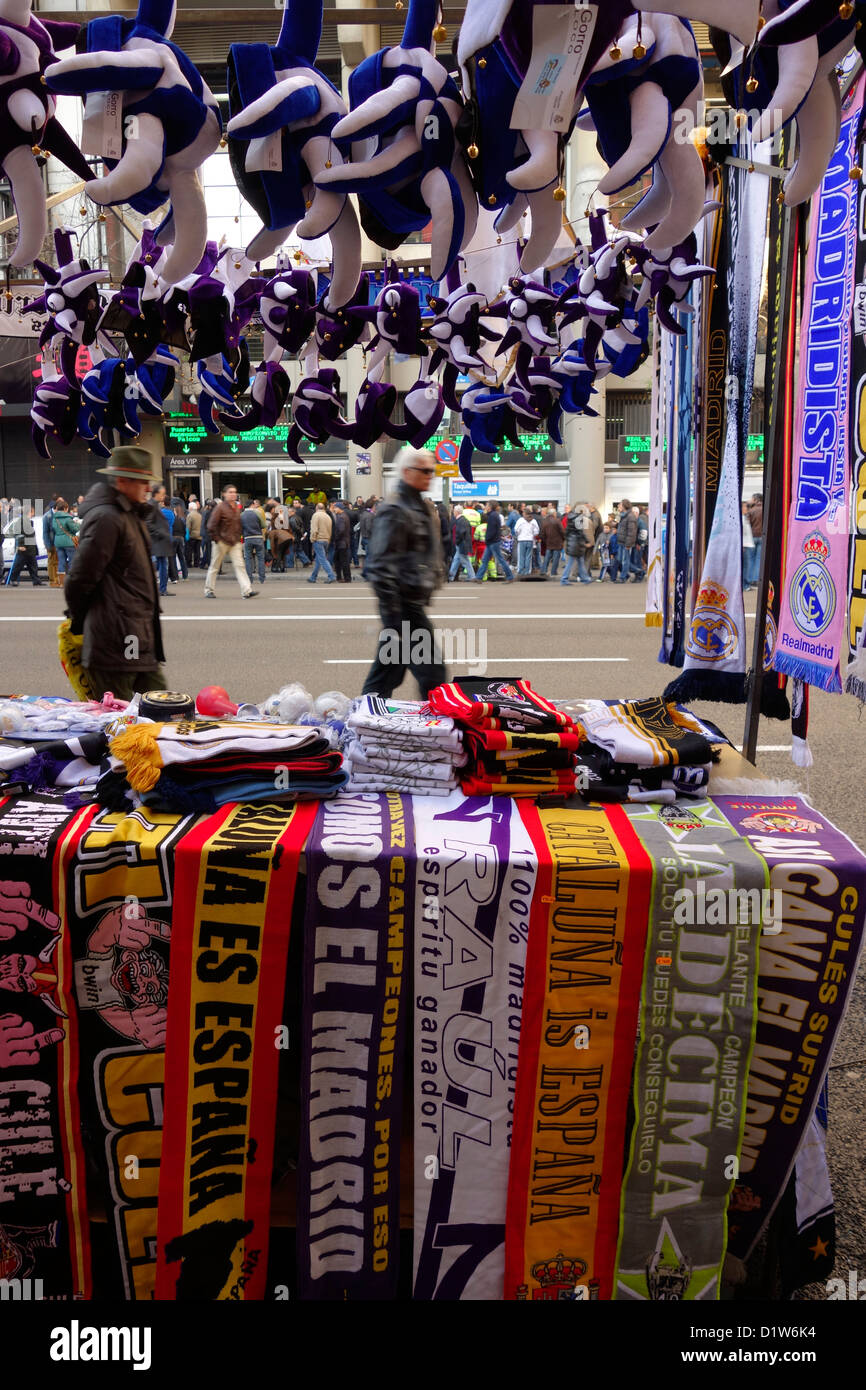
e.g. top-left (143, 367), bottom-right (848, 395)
top-left (186, 500), bottom-right (202, 569)
top-left (63, 447), bottom-right (167, 700)
top-left (541, 506), bottom-right (564, 575)
top-left (8, 505), bottom-right (43, 586)
top-left (204, 484), bottom-right (258, 598)
top-left (43, 496), bottom-right (61, 587)
top-left (52, 499), bottom-right (80, 575)
top-left (513, 510), bottom-right (536, 575)
top-left (561, 504), bottom-right (594, 584)
top-left (308, 502), bottom-right (336, 583)
top-left (475, 501), bottom-right (515, 582)
top-left (615, 500), bottom-right (639, 582)
top-left (241, 499), bottom-right (267, 586)
top-left (362, 447), bottom-right (446, 696)
top-left (332, 501), bottom-right (353, 582)
top-left (448, 504), bottom-right (476, 582)
top-left (745, 493), bottom-right (763, 590)
top-left (146, 485), bottom-right (174, 596)
top-left (171, 503), bottom-right (188, 580)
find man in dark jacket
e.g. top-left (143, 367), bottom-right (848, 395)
top-left (64, 447), bottom-right (167, 701)
top-left (332, 501), bottom-right (353, 583)
top-left (8, 506), bottom-right (43, 586)
top-left (146, 485), bottom-right (174, 597)
top-left (615, 500), bottom-right (639, 583)
top-left (541, 507), bottom-right (564, 575)
top-left (448, 504), bottom-right (476, 582)
top-left (362, 449), bottom-right (447, 696)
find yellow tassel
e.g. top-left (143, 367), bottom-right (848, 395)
top-left (109, 725), bottom-right (164, 791)
top-left (645, 613), bottom-right (663, 628)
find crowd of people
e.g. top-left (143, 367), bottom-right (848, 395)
top-left (1, 489), bottom-right (655, 590)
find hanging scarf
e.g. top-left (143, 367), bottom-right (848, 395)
top-left (0, 794), bottom-right (93, 1300)
top-left (774, 77), bottom-right (865, 693)
top-left (411, 793), bottom-right (534, 1301)
top-left (155, 802), bottom-right (315, 1300)
top-left (666, 149), bottom-right (769, 703)
top-left (846, 106), bottom-right (866, 700)
top-left (505, 804), bottom-right (653, 1301)
top-left (760, 167), bottom-right (797, 721)
top-left (697, 165), bottom-right (729, 561)
top-left (613, 799), bottom-right (765, 1301)
top-left (645, 315), bottom-right (666, 628)
top-left (659, 294), bottom-right (693, 669)
top-left (297, 793), bottom-right (413, 1300)
top-left (713, 795), bottom-right (866, 1262)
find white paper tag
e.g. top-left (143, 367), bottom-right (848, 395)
top-left (81, 91), bottom-right (124, 160)
top-left (511, 3), bottom-right (598, 133)
top-left (246, 132), bottom-right (283, 174)
top-left (853, 282), bottom-right (866, 338)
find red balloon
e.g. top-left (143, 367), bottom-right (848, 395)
top-left (196, 685), bottom-right (238, 717)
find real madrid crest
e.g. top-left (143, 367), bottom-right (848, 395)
top-left (686, 581), bottom-right (739, 663)
top-left (790, 533), bottom-right (835, 637)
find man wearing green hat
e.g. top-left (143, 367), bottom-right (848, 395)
top-left (64, 447), bottom-right (168, 701)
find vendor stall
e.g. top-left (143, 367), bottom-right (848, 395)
top-left (1, 757), bottom-right (862, 1302)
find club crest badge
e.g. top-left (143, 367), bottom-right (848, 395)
top-left (657, 804), bottom-right (702, 834)
top-left (686, 582), bottom-right (739, 663)
top-left (741, 809), bottom-right (822, 834)
top-left (790, 533), bottom-right (836, 637)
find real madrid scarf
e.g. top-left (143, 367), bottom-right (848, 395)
top-left (297, 792), bottom-right (413, 1300)
top-left (712, 795), bottom-right (866, 1262)
top-left (0, 793), bottom-right (93, 1300)
top-left (760, 172), bottom-right (797, 721)
top-left (411, 793), bottom-right (534, 1301)
top-left (155, 801), bottom-right (315, 1300)
top-left (774, 77), bottom-right (865, 693)
top-left (697, 165), bottom-right (729, 561)
top-left (659, 291), bottom-right (693, 668)
top-left (666, 150), bottom-right (769, 703)
top-left (613, 800), bottom-right (764, 1301)
top-left (505, 804), bottom-right (652, 1301)
top-left (645, 317), bottom-right (668, 629)
top-left (846, 105), bottom-right (866, 700)
top-left (62, 803), bottom-right (195, 1300)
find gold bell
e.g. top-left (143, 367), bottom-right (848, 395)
top-left (31, 144), bottom-right (41, 156)
top-left (467, 142), bottom-right (479, 160)
top-left (850, 164), bottom-right (863, 180)
top-left (746, 76), bottom-right (759, 93)
top-left (324, 332), bottom-right (331, 340)
top-left (632, 42), bottom-right (647, 59)
top-left (395, 0), bottom-right (404, 9)
top-left (433, 23), bottom-right (447, 43)
top-left (777, 189), bottom-right (786, 205)
top-left (553, 185), bottom-right (566, 202)
top-left (79, 206), bottom-right (87, 214)
top-left (325, 159), bottom-right (332, 168)
top-left (478, 57), bottom-right (487, 69)
top-left (609, 44), bottom-right (622, 61)
top-left (757, 14), bottom-right (766, 28)
top-left (488, 194), bottom-right (496, 205)
top-left (97, 212), bottom-right (106, 222)
top-left (840, 2), bottom-right (854, 19)
top-left (235, 261), bottom-right (242, 269)
top-left (219, 137), bottom-right (227, 149)
top-left (305, 198), bottom-right (312, 208)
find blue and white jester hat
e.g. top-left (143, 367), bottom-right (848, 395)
top-left (44, 0), bottom-right (222, 285)
top-left (317, 0), bottom-right (477, 282)
top-left (225, 0), bottom-right (361, 309)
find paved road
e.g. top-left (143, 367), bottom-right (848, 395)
top-left (1, 563), bottom-right (864, 1295)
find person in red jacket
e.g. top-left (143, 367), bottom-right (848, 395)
top-left (204, 484), bottom-right (257, 599)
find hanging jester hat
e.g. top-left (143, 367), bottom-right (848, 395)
top-left (225, 0), bottom-right (361, 308)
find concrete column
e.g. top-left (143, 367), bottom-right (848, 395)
top-left (563, 127), bottom-right (608, 509)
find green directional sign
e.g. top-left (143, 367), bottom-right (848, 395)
top-left (423, 430), bottom-right (554, 458)
top-left (163, 413), bottom-right (343, 457)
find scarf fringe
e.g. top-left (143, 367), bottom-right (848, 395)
top-left (844, 646), bottom-right (866, 703)
top-left (773, 653), bottom-right (841, 693)
top-left (109, 724), bottom-right (164, 791)
top-left (791, 735), bottom-right (813, 768)
top-left (644, 613), bottom-right (663, 628)
top-left (663, 670), bottom-right (747, 704)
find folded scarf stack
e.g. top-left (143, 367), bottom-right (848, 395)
top-left (574, 697), bottom-right (724, 804)
top-left (342, 695), bottom-right (466, 794)
top-left (428, 678), bottom-right (579, 797)
top-left (107, 719), bottom-right (348, 812)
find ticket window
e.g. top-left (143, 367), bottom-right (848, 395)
top-left (281, 471), bottom-right (345, 504)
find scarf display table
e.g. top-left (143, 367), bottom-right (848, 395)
top-left (1, 773), bottom-right (862, 1302)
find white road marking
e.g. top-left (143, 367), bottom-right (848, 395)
top-left (324, 657), bottom-right (630, 665)
top-left (735, 745), bottom-right (793, 753)
top-left (0, 613), bottom-right (650, 622)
